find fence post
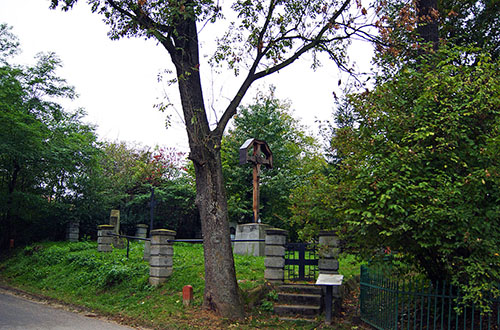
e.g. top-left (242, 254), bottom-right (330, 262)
top-left (149, 229), bottom-right (176, 286)
top-left (318, 230), bottom-right (342, 315)
top-left (66, 220), bottom-right (80, 242)
top-left (135, 224), bottom-right (148, 240)
top-left (97, 224), bottom-right (115, 252)
top-left (318, 231), bottom-right (340, 274)
top-left (264, 228), bottom-right (288, 284)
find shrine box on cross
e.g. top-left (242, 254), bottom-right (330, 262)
top-left (239, 138), bottom-right (273, 168)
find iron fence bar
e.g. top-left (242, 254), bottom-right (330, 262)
top-left (434, 281), bottom-right (439, 330)
top-left (487, 297), bottom-right (491, 329)
top-left (385, 277), bottom-right (390, 330)
top-left (395, 277), bottom-right (399, 330)
top-left (407, 279), bottom-right (412, 330)
top-left (419, 278), bottom-right (425, 330)
top-left (412, 279), bottom-right (417, 330)
top-left (464, 306), bottom-right (467, 330)
top-left (448, 283), bottom-right (453, 329)
top-left (472, 305), bottom-right (475, 330)
top-left (107, 234), bottom-right (265, 244)
top-left (108, 233), bottom-right (151, 241)
top-left (167, 239), bottom-right (266, 243)
top-left (441, 281), bottom-right (446, 330)
top-left (427, 284), bottom-right (432, 329)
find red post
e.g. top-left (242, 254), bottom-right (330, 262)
top-left (182, 285), bottom-right (193, 307)
top-left (9, 239), bottom-right (14, 250)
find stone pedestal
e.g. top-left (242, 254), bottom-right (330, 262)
top-left (66, 220), bottom-right (80, 242)
top-left (233, 223), bottom-right (269, 256)
top-left (318, 231), bottom-right (340, 275)
top-left (264, 228), bottom-right (287, 283)
top-left (318, 231), bottom-right (342, 313)
top-left (135, 224), bottom-right (148, 240)
top-left (143, 240), bottom-right (151, 261)
top-left (97, 225), bottom-right (114, 252)
top-left (109, 209), bottom-right (120, 232)
top-left (149, 229), bottom-right (176, 286)
top-left (109, 209), bottom-right (125, 248)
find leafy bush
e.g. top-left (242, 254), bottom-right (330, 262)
top-left (332, 46), bottom-right (500, 310)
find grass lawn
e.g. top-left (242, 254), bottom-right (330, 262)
top-left (0, 240), bottom-right (364, 329)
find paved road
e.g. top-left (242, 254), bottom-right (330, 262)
top-left (0, 291), bottom-right (137, 330)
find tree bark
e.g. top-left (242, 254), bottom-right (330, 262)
top-left (166, 12), bottom-right (245, 318)
top-left (192, 143), bottom-right (244, 317)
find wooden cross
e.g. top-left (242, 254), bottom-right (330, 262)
top-left (239, 138), bottom-right (273, 223)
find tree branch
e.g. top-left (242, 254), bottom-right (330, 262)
top-left (213, 0), bottom-right (352, 138)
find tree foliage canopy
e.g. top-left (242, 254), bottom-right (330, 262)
top-left (0, 24), bottom-right (102, 247)
top-left (332, 45), bottom-right (500, 309)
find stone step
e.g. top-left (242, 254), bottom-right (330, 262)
top-left (274, 304), bottom-right (321, 318)
top-left (278, 284), bottom-right (323, 295)
top-left (278, 292), bottom-right (322, 306)
top-left (278, 316), bottom-right (318, 323)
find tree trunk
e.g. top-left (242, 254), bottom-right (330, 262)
top-left (167, 12), bottom-right (245, 318)
top-left (193, 143), bottom-right (244, 318)
top-left (416, 0), bottom-right (439, 49)
top-left (179, 79), bottom-right (244, 317)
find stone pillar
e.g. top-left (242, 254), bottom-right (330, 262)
top-left (109, 210), bottom-right (125, 248)
top-left (109, 209), bottom-right (120, 234)
top-left (97, 225), bottom-right (115, 252)
top-left (66, 220), bottom-right (80, 242)
top-left (143, 240), bottom-right (151, 262)
top-left (135, 224), bottom-right (148, 240)
top-left (234, 223), bottom-right (270, 256)
top-left (318, 230), bottom-right (342, 314)
top-left (318, 231), bottom-right (340, 275)
top-left (264, 228), bottom-right (287, 284)
top-left (149, 229), bottom-right (176, 286)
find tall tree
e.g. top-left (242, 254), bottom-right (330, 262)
top-left (0, 24), bottom-right (102, 247)
top-left (325, 0), bottom-right (500, 309)
top-left (50, 0), bottom-right (375, 317)
top-left (375, 0), bottom-right (500, 65)
top-left (332, 46), bottom-right (500, 309)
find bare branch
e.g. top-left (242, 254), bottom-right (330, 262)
top-left (213, 0), bottom-right (352, 138)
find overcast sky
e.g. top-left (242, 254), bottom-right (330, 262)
top-left (0, 0), bottom-right (374, 151)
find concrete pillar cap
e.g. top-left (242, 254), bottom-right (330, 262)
top-left (265, 228), bottom-right (288, 236)
top-left (151, 229), bottom-right (176, 236)
top-left (136, 224), bottom-right (149, 228)
top-left (98, 224), bottom-right (115, 229)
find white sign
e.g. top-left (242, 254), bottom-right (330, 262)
top-left (316, 274), bottom-right (343, 286)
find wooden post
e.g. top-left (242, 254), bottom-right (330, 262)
top-left (252, 162), bottom-right (261, 222)
top-left (239, 138), bottom-right (272, 223)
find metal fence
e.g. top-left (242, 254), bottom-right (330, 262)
top-left (360, 266), bottom-right (500, 330)
top-left (284, 242), bottom-right (318, 282)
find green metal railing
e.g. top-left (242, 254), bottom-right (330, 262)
top-left (360, 266), bottom-right (500, 330)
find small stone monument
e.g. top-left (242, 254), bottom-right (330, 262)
top-left (109, 209), bottom-right (125, 248)
top-left (109, 209), bottom-right (120, 234)
top-left (66, 220), bottom-right (80, 242)
top-left (234, 138), bottom-right (273, 256)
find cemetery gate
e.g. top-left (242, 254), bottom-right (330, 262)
top-left (284, 242), bottom-right (318, 282)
